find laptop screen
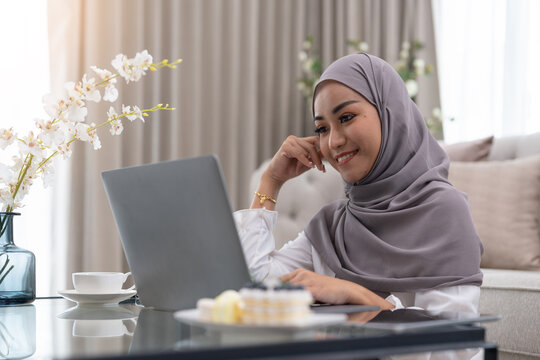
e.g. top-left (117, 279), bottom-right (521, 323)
top-left (101, 155), bottom-right (251, 311)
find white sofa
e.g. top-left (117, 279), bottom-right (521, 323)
top-left (250, 132), bottom-right (540, 359)
top-left (474, 133), bottom-right (540, 360)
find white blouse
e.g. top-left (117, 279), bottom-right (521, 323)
top-left (233, 208), bottom-right (480, 313)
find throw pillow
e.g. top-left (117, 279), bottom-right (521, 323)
top-left (448, 155), bottom-right (540, 270)
top-left (442, 136), bottom-right (494, 162)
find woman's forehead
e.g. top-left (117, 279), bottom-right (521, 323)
top-left (314, 82), bottom-right (368, 110)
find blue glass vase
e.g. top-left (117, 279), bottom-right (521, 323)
top-left (0, 212), bottom-right (35, 305)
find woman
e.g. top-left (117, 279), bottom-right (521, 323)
top-left (234, 53), bottom-right (483, 313)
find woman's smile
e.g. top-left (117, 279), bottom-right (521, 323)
top-left (334, 149), bottom-right (359, 166)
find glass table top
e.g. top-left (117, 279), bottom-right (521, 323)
top-left (0, 297), bottom-right (494, 359)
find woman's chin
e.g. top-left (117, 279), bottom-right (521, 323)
top-left (340, 173), bottom-right (360, 184)
top-left (340, 169), bottom-right (369, 184)
top-left (329, 160), bottom-right (369, 183)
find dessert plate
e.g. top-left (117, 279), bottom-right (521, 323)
top-left (174, 308), bottom-right (346, 333)
top-left (58, 289), bottom-right (136, 305)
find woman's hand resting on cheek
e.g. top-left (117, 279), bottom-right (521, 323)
top-left (252, 136), bottom-right (325, 210)
top-left (280, 269), bottom-right (395, 310)
top-left (264, 136), bottom-right (325, 186)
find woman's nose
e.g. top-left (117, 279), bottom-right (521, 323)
top-left (329, 128), bottom-right (346, 149)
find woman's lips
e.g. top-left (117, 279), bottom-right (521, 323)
top-left (335, 150), bottom-right (358, 166)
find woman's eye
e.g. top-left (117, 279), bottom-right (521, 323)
top-left (314, 126), bottom-right (328, 136)
top-left (339, 113), bottom-right (356, 123)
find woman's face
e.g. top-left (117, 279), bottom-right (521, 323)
top-left (313, 81), bottom-right (382, 183)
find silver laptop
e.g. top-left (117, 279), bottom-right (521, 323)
top-left (101, 155), bottom-right (251, 311)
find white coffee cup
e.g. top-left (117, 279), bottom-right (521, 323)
top-left (72, 272), bottom-right (135, 294)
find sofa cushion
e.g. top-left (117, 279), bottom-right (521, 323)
top-left (480, 269), bottom-right (540, 356)
top-left (448, 155), bottom-right (540, 270)
top-left (489, 131), bottom-right (540, 161)
top-left (442, 135), bottom-right (494, 161)
top-left (481, 268), bottom-right (540, 290)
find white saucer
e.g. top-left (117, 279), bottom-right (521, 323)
top-left (57, 304), bottom-right (140, 320)
top-left (58, 289), bottom-right (137, 305)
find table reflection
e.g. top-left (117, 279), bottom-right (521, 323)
top-left (54, 302), bottom-right (139, 358)
top-left (0, 304), bottom-right (35, 359)
top-left (37, 299), bottom-right (491, 360)
top-left (347, 309), bottom-right (381, 324)
top-left (130, 307), bottom-right (184, 353)
top-left (57, 304), bottom-right (139, 338)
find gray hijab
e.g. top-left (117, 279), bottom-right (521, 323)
top-left (305, 54), bottom-right (483, 294)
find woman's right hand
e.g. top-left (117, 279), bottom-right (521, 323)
top-left (251, 135), bottom-right (325, 210)
top-left (263, 135), bottom-right (325, 186)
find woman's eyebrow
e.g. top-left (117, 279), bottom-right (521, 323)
top-left (332, 100), bottom-right (358, 114)
top-left (314, 99), bottom-right (359, 121)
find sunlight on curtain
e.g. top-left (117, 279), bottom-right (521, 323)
top-left (432, 0), bottom-right (540, 143)
top-left (0, 1), bottom-right (52, 297)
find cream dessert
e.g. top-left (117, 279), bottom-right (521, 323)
top-left (240, 281), bottom-right (313, 325)
top-left (196, 281), bottom-right (313, 325)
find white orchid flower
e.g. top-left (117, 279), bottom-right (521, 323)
top-left (41, 164), bottom-right (55, 188)
top-left (17, 132), bottom-right (43, 158)
top-left (66, 104), bottom-right (88, 123)
top-left (91, 66), bottom-right (116, 84)
top-left (0, 128), bottom-right (16, 150)
top-left (0, 164), bottom-right (13, 184)
top-left (109, 107), bottom-right (123, 135)
top-left (56, 142), bottom-right (72, 160)
top-left (405, 79), bottom-right (419, 98)
top-left (359, 42), bottom-right (369, 52)
top-left (413, 58), bottom-right (426, 75)
top-left (80, 75), bottom-right (101, 103)
top-left (0, 51), bottom-right (181, 213)
top-left (133, 50), bottom-right (153, 70)
top-left (103, 85), bottom-right (118, 102)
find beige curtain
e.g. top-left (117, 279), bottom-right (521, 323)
top-left (47, 0), bottom-right (438, 293)
top-left (315, 0), bottom-right (440, 132)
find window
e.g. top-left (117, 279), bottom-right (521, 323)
top-left (432, 0), bottom-right (540, 143)
top-left (0, 0), bottom-right (52, 296)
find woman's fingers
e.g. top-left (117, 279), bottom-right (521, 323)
top-left (280, 269), bottom-right (343, 304)
top-left (304, 137), bottom-right (326, 172)
top-left (279, 268), bottom-right (302, 283)
top-left (282, 136), bottom-right (325, 172)
top-left (281, 144), bottom-right (312, 169)
top-left (266, 135), bottom-right (326, 185)
top-left (278, 271), bottom-right (295, 283)
top-left (297, 138), bottom-right (324, 171)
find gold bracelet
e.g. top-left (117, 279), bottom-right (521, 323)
top-left (254, 191), bottom-right (277, 206)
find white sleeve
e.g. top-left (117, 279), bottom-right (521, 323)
top-left (384, 285), bottom-right (480, 315)
top-left (388, 285), bottom-right (480, 313)
top-left (414, 285), bottom-right (481, 314)
top-left (233, 209), bottom-right (315, 281)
